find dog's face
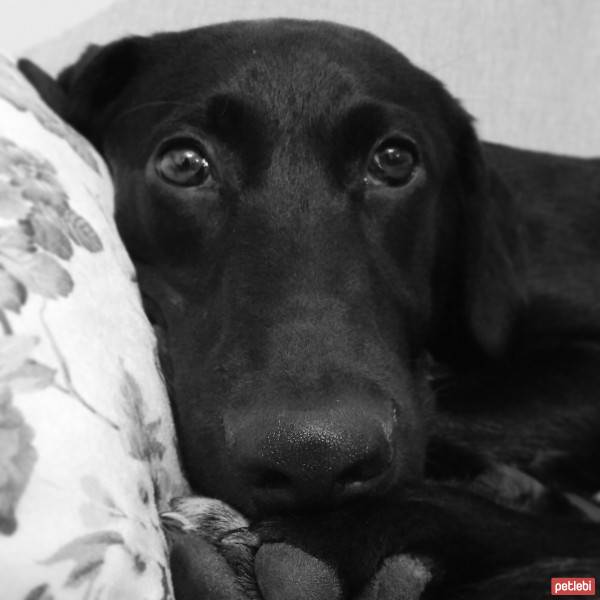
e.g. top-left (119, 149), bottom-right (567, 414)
top-left (37, 20), bottom-right (519, 518)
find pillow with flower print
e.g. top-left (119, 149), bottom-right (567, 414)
top-left (0, 54), bottom-right (187, 600)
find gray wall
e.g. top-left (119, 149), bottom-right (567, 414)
top-left (23, 0), bottom-right (600, 156)
top-left (0, 0), bottom-right (115, 55)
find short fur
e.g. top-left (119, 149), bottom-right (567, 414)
top-left (20, 19), bottom-right (600, 599)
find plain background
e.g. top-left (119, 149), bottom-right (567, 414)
top-left (2, 0), bottom-right (599, 156)
top-left (0, 0), bottom-right (115, 55)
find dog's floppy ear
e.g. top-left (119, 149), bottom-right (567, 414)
top-left (18, 58), bottom-right (69, 117)
top-left (19, 37), bottom-right (142, 146)
top-left (451, 118), bottom-right (524, 358)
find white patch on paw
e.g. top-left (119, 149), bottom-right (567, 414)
top-left (161, 496), bottom-right (249, 538)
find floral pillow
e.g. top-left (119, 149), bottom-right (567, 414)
top-left (0, 55), bottom-right (188, 600)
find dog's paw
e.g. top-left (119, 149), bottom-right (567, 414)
top-left (255, 542), bottom-right (343, 600)
top-left (253, 511), bottom-right (431, 599)
top-left (161, 496), bottom-right (260, 599)
top-left (253, 534), bottom-right (431, 600)
top-left (253, 524), bottom-right (432, 600)
top-left (356, 554), bottom-right (432, 600)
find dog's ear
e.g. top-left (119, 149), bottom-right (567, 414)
top-left (18, 58), bottom-right (68, 117)
top-left (19, 38), bottom-right (142, 146)
top-left (451, 118), bottom-right (523, 358)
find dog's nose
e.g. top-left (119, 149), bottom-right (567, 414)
top-left (226, 400), bottom-right (398, 514)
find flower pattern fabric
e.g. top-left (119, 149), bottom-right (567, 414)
top-left (0, 55), bottom-right (187, 600)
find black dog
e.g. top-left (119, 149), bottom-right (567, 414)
top-left (21, 19), bottom-right (600, 599)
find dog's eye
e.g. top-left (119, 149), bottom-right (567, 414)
top-left (367, 139), bottom-right (418, 187)
top-left (156, 146), bottom-right (212, 187)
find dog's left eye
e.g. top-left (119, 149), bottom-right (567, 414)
top-left (367, 138), bottom-right (419, 187)
top-left (156, 146), bottom-right (213, 187)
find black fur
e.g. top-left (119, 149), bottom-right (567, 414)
top-left (20, 19), bottom-right (600, 599)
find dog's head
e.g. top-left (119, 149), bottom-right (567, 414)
top-left (22, 19), bottom-right (521, 518)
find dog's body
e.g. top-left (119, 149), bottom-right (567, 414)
top-left (435, 143), bottom-right (600, 490)
top-left (20, 19), bottom-right (600, 599)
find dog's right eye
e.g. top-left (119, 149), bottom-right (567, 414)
top-left (366, 137), bottom-right (419, 188)
top-left (155, 145), bottom-right (213, 187)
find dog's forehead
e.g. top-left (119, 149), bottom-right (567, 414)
top-left (213, 51), bottom-right (362, 128)
top-left (102, 20), bottom-right (460, 169)
top-left (141, 20), bottom-right (425, 119)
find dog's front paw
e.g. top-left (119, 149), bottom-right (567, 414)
top-left (254, 542), bottom-right (343, 600)
top-left (254, 516), bottom-right (432, 600)
top-left (355, 554), bottom-right (432, 600)
top-left (162, 496), bottom-right (260, 599)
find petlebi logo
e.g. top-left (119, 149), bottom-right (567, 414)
top-left (551, 578), bottom-right (596, 596)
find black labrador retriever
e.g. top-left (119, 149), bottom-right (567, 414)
top-left (20, 19), bottom-right (600, 599)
